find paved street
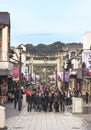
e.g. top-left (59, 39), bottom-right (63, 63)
top-left (3, 95), bottom-right (91, 130)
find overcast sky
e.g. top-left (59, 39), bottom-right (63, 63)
top-left (1, 0), bottom-right (91, 46)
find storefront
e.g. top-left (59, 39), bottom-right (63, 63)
top-left (0, 69), bottom-right (9, 104)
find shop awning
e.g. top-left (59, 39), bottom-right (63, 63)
top-left (0, 69), bottom-right (9, 75)
top-left (69, 71), bottom-right (77, 75)
top-left (77, 68), bottom-right (82, 79)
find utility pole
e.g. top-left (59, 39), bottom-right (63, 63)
top-left (18, 45), bottom-right (23, 111)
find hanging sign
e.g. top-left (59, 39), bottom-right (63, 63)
top-left (65, 71), bottom-right (69, 82)
top-left (82, 50), bottom-right (91, 78)
top-left (12, 67), bottom-right (19, 81)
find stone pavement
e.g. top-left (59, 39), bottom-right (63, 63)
top-left (3, 96), bottom-right (91, 130)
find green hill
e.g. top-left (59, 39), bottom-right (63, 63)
top-left (26, 41), bottom-right (82, 54)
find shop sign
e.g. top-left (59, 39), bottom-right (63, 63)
top-left (65, 71), bottom-right (69, 82)
top-left (12, 67), bottom-right (19, 81)
top-left (82, 50), bottom-right (91, 78)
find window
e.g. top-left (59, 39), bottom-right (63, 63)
top-left (70, 52), bottom-right (76, 58)
top-left (49, 57), bottom-right (57, 60)
top-left (26, 56), bottom-right (30, 61)
top-left (33, 57), bottom-right (44, 60)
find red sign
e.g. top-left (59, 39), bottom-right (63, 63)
top-left (12, 67), bottom-right (19, 81)
top-left (89, 70), bottom-right (91, 76)
top-left (25, 76), bottom-right (28, 81)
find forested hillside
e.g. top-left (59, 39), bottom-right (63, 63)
top-left (26, 41), bottom-right (82, 54)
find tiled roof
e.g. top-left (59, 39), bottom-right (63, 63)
top-left (0, 12), bottom-right (10, 26)
top-left (67, 44), bottom-right (83, 51)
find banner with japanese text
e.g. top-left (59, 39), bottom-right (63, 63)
top-left (82, 50), bottom-right (91, 78)
top-left (12, 67), bottom-right (19, 81)
top-left (65, 71), bottom-right (69, 82)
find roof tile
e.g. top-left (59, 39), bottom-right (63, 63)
top-left (0, 12), bottom-right (10, 26)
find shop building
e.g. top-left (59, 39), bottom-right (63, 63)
top-left (0, 12), bottom-right (12, 104)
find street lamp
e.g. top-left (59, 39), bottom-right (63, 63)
top-left (18, 45), bottom-right (23, 111)
top-left (62, 57), bottom-right (67, 91)
top-left (34, 67), bottom-right (37, 85)
top-left (62, 56), bottom-right (70, 91)
top-left (63, 61), bottom-right (65, 91)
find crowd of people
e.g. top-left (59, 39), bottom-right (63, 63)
top-left (25, 84), bottom-right (75, 113)
top-left (7, 82), bottom-right (88, 113)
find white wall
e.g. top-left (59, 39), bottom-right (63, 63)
top-left (2, 26), bottom-right (8, 61)
top-left (83, 31), bottom-right (91, 50)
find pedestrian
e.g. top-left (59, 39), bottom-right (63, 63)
top-left (59, 90), bottom-right (65, 112)
top-left (32, 90), bottom-right (36, 110)
top-left (48, 92), bottom-right (53, 112)
top-left (53, 91), bottom-right (59, 112)
top-left (86, 90), bottom-right (89, 104)
top-left (66, 89), bottom-right (71, 106)
top-left (13, 87), bottom-right (18, 109)
top-left (41, 93), bottom-right (48, 112)
top-left (7, 89), bottom-right (14, 103)
top-left (37, 93), bottom-right (42, 112)
top-left (27, 90), bottom-right (33, 112)
top-left (17, 87), bottom-right (23, 111)
top-left (25, 88), bottom-right (30, 102)
top-left (34, 92), bottom-right (39, 111)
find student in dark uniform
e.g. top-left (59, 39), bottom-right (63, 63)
top-left (53, 91), bottom-right (59, 112)
top-left (36, 93), bottom-right (42, 112)
top-left (27, 91), bottom-right (33, 112)
top-left (48, 92), bottom-right (53, 112)
top-left (41, 93), bottom-right (48, 112)
top-left (59, 90), bottom-right (65, 112)
top-left (13, 87), bottom-right (18, 109)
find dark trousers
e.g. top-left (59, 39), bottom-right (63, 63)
top-left (60, 101), bottom-right (65, 112)
top-left (27, 102), bottom-right (32, 112)
top-left (32, 102), bottom-right (36, 110)
top-left (14, 98), bottom-right (18, 109)
top-left (49, 102), bottom-right (53, 111)
top-left (66, 98), bottom-right (70, 106)
top-left (54, 102), bottom-right (59, 112)
top-left (42, 104), bottom-right (47, 112)
top-left (37, 103), bottom-right (41, 112)
top-left (18, 100), bottom-right (22, 111)
top-left (86, 96), bottom-right (89, 104)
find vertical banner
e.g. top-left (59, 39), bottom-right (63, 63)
top-left (12, 67), bottom-right (19, 81)
top-left (0, 29), bottom-right (2, 48)
top-left (65, 71), bottom-right (69, 82)
top-left (82, 50), bottom-right (91, 78)
top-left (25, 67), bottom-right (29, 81)
top-left (0, 41), bottom-right (2, 48)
